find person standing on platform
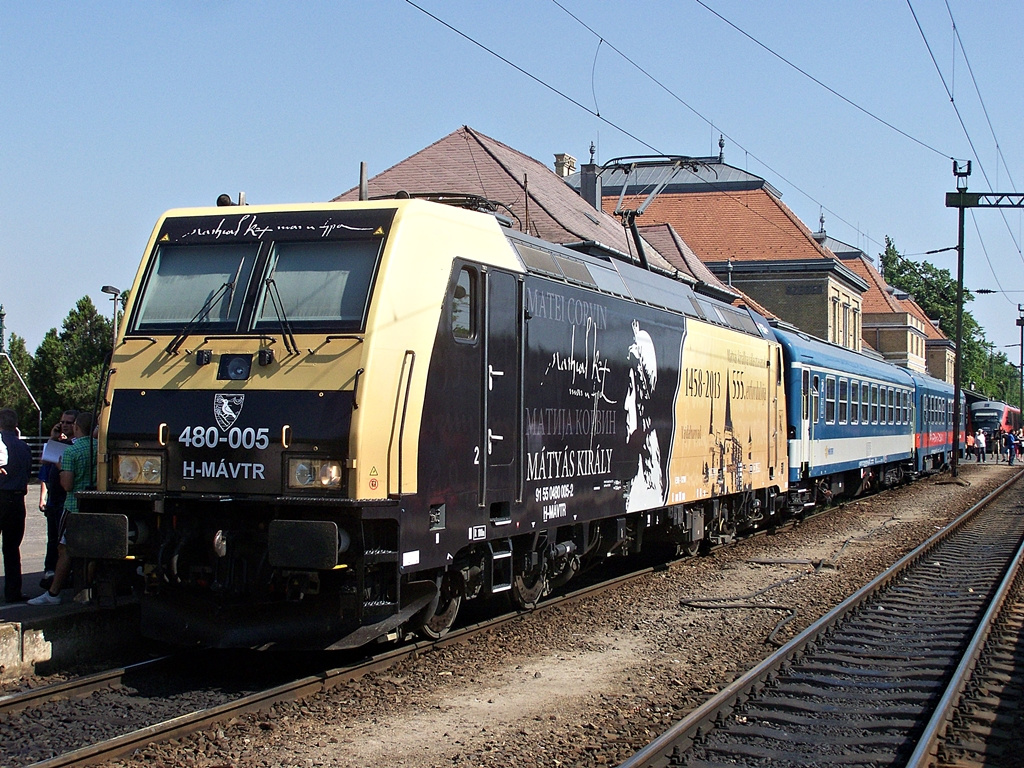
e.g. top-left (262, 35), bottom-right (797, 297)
top-left (0, 408), bottom-right (32, 603)
top-left (37, 411), bottom-right (77, 589)
top-left (976, 429), bottom-right (987, 463)
top-left (29, 411), bottom-right (96, 606)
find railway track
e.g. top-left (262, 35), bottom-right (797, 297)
top-left (0, 565), bottom-right (654, 768)
top-left (2, 475), bottom-right (999, 768)
top-left (932, 542), bottom-right (1024, 768)
top-left (619, 471), bottom-right (1024, 768)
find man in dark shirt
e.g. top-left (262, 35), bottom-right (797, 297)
top-left (0, 408), bottom-right (33, 603)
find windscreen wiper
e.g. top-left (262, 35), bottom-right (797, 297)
top-left (166, 281), bottom-right (234, 354)
top-left (263, 275), bottom-right (298, 355)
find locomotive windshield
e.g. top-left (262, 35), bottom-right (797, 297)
top-left (133, 243), bottom-right (259, 331)
top-left (971, 408), bottom-right (1001, 430)
top-left (130, 230), bottom-right (386, 335)
top-left (253, 240), bottom-right (380, 328)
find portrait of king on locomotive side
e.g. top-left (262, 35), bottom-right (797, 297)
top-left (521, 281), bottom-right (683, 525)
top-left (517, 273), bottom-right (784, 550)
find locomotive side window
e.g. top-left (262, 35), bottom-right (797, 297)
top-left (451, 266), bottom-right (476, 341)
top-left (825, 376), bottom-right (836, 424)
top-left (253, 239), bottom-right (381, 330)
top-left (133, 243), bottom-right (259, 331)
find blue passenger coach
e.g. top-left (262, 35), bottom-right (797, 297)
top-left (775, 327), bottom-right (915, 503)
top-left (908, 371), bottom-right (963, 473)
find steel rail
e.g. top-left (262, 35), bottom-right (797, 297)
top-left (0, 657), bottom-right (171, 716)
top-left (906, 511), bottom-right (1024, 766)
top-left (618, 469), bottom-right (1024, 768)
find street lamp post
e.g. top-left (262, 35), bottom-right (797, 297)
top-left (100, 285), bottom-right (120, 353)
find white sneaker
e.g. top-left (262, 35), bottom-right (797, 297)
top-left (27, 592), bottom-right (61, 606)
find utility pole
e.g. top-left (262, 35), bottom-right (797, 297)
top-left (1017, 305), bottom-right (1024, 412)
top-left (944, 163), bottom-right (1024, 475)
top-left (948, 161), bottom-right (970, 478)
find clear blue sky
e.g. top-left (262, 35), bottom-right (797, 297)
top-left (3, 1), bottom-right (1023, 357)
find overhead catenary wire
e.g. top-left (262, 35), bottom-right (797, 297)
top-left (908, 0), bottom-right (1024, 282)
top-left (551, 0), bottom-right (900, 256)
top-left (405, 0), bottom-right (1012, 315)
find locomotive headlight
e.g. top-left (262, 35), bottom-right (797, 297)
top-left (319, 462), bottom-right (341, 486)
top-left (293, 461), bottom-right (315, 486)
top-left (118, 456), bottom-right (140, 483)
top-left (288, 458), bottom-right (343, 490)
top-left (114, 454), bottom-right (163, 485)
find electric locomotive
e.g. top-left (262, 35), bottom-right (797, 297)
top-left (70, 197), bottom-right (791, 648)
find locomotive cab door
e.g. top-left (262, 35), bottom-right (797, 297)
top-left (479, 269), bottom-right (521, 517)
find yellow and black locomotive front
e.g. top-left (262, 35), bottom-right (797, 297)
top-left (73, 202), bottom-right (441, 649)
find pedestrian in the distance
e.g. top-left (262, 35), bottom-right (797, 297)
top-left (0, 408), bottom-right (32, 603)
top-left (976, 429), bottom-right (987, 463)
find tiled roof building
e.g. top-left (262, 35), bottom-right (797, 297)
top-left (580, 154), bottom-right (868, 351)
top-left (334, 126), bottom-right (743, 303)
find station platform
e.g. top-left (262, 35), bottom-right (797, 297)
top-left (0, 485), bottom-right (140, 679)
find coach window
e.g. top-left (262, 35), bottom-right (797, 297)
top-left (871, 385), bottom-right (878, 423)
top-left (825, 376), bottom-right (836, 424)
top-left (851, 380), bottom-right (859, 424)
top-left (451, 266), bottom-right (476, 341)
top-left (861, 383), bottom-right (870, 423)
top-left (887, 388), bottom-right (894, 424)
top-left (812, 375), bottom-right (820, 424)
top-left (838, 378), bottom-right (848, 424)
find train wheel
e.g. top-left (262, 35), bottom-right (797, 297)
top-left (416, 571), bottom-right (463, 640)
top-left (681, 539), bottom-right (701, 557)
top-left (511, 567), bottom-right (548, 610)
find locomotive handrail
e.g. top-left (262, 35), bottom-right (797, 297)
top-left (387, 351), bottom-right (416, 497)
top-left (352, 367), bottom-right (365, 409)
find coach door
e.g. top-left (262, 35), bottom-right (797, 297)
top-left (798, 368), bottom-right (812, 470)
top-left (480, 269), bottom-right (521, 516)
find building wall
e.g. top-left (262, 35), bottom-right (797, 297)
top-left (926, 344), bottom-right (956, 384)
top-left (726, 271), bottom-right (862, 352)
top-left (864, 312), bottom-right (928, 374)
top-left (827, 282), bottom-right (863, 352)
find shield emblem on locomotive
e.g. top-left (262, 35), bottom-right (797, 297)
top-left (214, 393), bottom-right (245, 430)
